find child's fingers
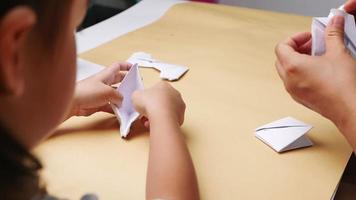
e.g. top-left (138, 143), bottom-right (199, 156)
top-left (105, 87), bottom-right (123, 106)
top-left (95, 64), bottom-right (122, 83)
top-left (96, 62), bottom-right (131, 84)
top-left (144, 121), bottom-right (150, 129)
top-left (100, 104), bottom-right (115, 114)
top-left (111, 62), bottom-right (132, 71)
top-left (140, 117), bottom-right (150, 129)
top-left (76, 107), bottom-right (101, 117)
top-left (80, 105), bottom-right (114, 116)
top-left (109, 72), bottom-right (128, 85)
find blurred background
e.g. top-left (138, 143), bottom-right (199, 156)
top-left (220, 0), bottom-right (345, 16)
top-left (80, 0), bottom-right (345, 30)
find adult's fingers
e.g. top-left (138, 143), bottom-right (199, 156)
top-left (298, 39), bottom-right (312, 55)
top-left (275, 40), bottom-right (306, 70)
top-left (344, 0), bottom-right (356, 14)
top-left (282, 32), bottom-right (312, 55)
top-left (325, 15), bottom-right (346, 54)
top-left (288, 32), bottom-right (312, 49)
top-left (275, 40), bottom-right (315, 79)
top-left (275, 60), bottom-right (286, 80)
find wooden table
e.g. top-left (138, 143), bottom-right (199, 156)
top-left (35, 2), bottom-right (352, 199)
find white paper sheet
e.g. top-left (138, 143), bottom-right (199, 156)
top-left (127, 52), bottom-right (189, 81)
top-left (312, 7), bottom-right (356, 57)
top-left (255, 117), bottom-right (313, 153)
top-left (76, 0), bottom-right (186, 53)
top-left (77, 58), bottom-right (105, 82)
top-left (111, 64), bottom-right (144, 137)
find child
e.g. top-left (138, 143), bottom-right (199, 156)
top-left (0, 1), bottom-right (199, 199)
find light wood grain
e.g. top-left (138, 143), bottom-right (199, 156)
top-left (35, 2), bottom-right (352, 199)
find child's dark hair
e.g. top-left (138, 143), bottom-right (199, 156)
top-left (0, 1), bottom-right (72, 199)
top-left (1, 0), bottom-right (71, 46)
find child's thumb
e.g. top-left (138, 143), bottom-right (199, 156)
top-left (108, 88), bottom-right (123, 107)
top-left (325, 15), bottom-right (345, 53)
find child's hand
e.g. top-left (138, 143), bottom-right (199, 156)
top-left (132, 81), bottom-right (186, 127)
top-left (134, 82), bottom-right (198, 199)
top-left (70, 62), bottom-right (132, 117)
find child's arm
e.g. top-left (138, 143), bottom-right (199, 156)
top-left (68, 62), bottom-right (131, 118)
top-left (132, 82), bottom-right (200, 200)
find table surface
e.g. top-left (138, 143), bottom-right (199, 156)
top-left (35, 2), bottom-right (352, 199)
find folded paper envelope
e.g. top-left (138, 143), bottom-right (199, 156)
top-left (111, 64), bottom-right (144, 137)
top-left (312, 8), bottom-right (356, 57)
top-left (127, 52), bottom-right (189, 81)
top-left (255, 117), bottom-right (313, 153)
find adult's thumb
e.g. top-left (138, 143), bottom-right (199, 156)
top-left (325, 15), bottom-right (345, 53)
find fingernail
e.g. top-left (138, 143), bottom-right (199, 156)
top-left (330, 15), bottom-right (345, 28)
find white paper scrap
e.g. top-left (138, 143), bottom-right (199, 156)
top-left (76, 58), bottom-right (105, 82)
top-left (111, 64), bottom-right (144, 137)
top-left (255, 117), bottom-right (313, 153)
top-left (312, 7), bottom-right (356, 57)
top-left (127, 52), bottom-right (189, 81)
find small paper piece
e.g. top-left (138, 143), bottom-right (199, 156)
top-left (312, 6), bottom-right (356, 57)
top-left (77, 58), bottom-right (105, 82)
top-left (255, 117), bottom-right (313, 153)
top-left (127, 52), bottom-right (189, 81)
top-left (111, 64), bottom-right (144, 138)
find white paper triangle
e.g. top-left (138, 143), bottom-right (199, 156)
top-left (255, 117), bottom-right (313, 153)
top-left (127, 52), bottom-right (189, 81)
top-left (111, 64), bottom-right (144, 137)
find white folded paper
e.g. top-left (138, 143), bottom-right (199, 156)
top-left (312, 7), bottom-right (356, 57)
top-left (127, 52), bottom-right (189, 81)
top-left (111, 64), bottom-right (144, 137)
top-left (255, 117), bottom-right (313, 153)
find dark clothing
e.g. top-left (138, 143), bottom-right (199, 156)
top-left (0, 124), bottom-right (44, 200)
top-left (0, 125), bottom-right (99, 200)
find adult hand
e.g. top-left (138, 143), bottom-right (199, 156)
top-left (275, 15), bottom-right (356, 149)
top-left (344, 0), bottom-right (356, 15)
